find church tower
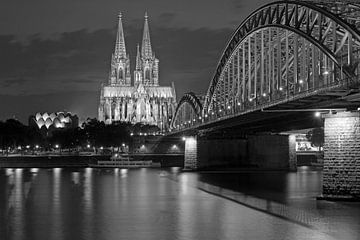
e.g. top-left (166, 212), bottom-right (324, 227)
top-left (99, 12), bottom-right (176, 130)
top-left (134, 13), bottom-right (159, 86)
top-left (109, 13), bottom-right (131, 86)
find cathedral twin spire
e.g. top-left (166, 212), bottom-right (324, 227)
top-left (141, 12), bottom-right (153, 59)
top-left (110, 12), bottom-right (159, 86)
top-left (114, 12), bottom-right (127, 59)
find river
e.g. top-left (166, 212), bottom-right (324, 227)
top-left (0, 166), bottom-right (359, 240)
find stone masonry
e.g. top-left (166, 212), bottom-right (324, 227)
top-left (322, 112), bottom-right (360, 199)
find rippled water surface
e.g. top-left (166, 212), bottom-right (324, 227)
top-left (0, 167), bottom-right (359, 240)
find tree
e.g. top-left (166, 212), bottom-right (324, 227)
top-left (306, 127), bottom-right (324, 151)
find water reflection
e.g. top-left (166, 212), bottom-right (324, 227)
top-left (51, 168), bottom-right (63, 240)
top-left (0, 167), bottom-right (359, 240)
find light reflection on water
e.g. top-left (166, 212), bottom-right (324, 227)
top-left (0, 167), bottom-right (359, 240)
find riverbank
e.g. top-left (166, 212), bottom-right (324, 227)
top-left (0, 153), bottom-right (184, 168)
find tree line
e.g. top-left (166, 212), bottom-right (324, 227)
top-left (0, 118), bottom-right (160, 152)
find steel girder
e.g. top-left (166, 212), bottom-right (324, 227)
top-left (203, 0), bottom-right (360, 114)
top-left (171, 92), bottom-right (203, 130)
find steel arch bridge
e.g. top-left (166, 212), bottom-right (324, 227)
top-left (171, 0), bottom-right (360, 132)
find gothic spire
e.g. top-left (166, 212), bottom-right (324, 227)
top-left (114, 12), bottom-right (126, 59)
top-left (141, 12), bottom-right (153, 59)
top-left (135, 44), bottom-right (141, 70)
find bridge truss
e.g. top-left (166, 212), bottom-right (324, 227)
top-left (171, 1), bottom-right (360, 131)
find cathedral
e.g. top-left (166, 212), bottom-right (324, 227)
top-left (98, 13), bottom-right (177, 131)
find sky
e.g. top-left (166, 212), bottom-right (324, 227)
top-left (0, 0), bottom-right (273, 123)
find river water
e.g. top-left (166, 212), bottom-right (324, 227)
top-left (0, 167), bottom-right (359, 240)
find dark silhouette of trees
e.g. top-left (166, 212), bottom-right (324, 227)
top-left (0, 117), bottom-right (161, 154)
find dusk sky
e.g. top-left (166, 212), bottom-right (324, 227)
top-left (0, 0), bottom-right (273, 123)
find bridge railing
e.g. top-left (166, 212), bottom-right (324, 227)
top-left (168, 75), bottom-right (359, 134)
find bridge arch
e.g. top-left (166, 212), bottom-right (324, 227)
top-left (171, 92), bottom-right (203, 130)
top-left (203, 1), bottom-right (360, 115)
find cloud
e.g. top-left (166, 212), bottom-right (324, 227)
top-left (0, 77), bottom-right (28, 87)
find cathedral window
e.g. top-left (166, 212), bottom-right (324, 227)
top-left (145, 69), bottom-right (151, 82)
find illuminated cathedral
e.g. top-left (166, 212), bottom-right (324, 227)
top-left (98, 12), bottom-right (177, 131)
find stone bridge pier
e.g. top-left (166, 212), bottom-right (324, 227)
top-left (184, 133), bottom-right (297, 171)
top-left (321, 112), bottom-right (360, 200)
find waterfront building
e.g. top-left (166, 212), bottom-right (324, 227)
top-left (28, 112), bottom-right (79, 130)
top-left (98, 12), bottom-right (177, 131)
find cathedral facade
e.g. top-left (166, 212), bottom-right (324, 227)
top-left (98, 13), bottom-right (177, 131)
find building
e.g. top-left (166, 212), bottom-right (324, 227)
top-left (98, 12), bottom-right (177, 131)
top-left (28, 112), bottom-right (79, 130)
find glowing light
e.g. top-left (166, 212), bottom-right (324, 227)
top-left (299, 80), bottom-right (304, 84)
top-left (55, 144), bottom-right (59, 149)
top-left (193, 119), bottom-right (196, 122)
top-left (130, 133), bottom-right (134, 136)
top-left (35, 145), bottom-right (39, 149)
top-left (219, 110), bottom-right (222, 113)
top-left (262, 93), bottom-right (267, 97)
top-left (323, 70), bottom-right (329, 75)
top-left (139, 132), bottom-right (143, 136)
top-left (17, 146), bottom-right (21, 150)
top-left (315, 112), bottom-right (321, 117)
top-left (279, 87), bottom-right (283, 91)
top-left (227, 106), bottom-right (231, 109)
top-left (87, 144), bottom-right (91, 148)
top-left (249, 98), bottom-right (253, 102)
top-left (100, 146), bottom-right (104, 150)
top-left (122, 143), bottom-right (125, 147)
top-left (144, 133), bottom-right (147, 136)
top-left (182, 137), bottom-right (186, 141)
top-left (26, 145), bottom-right (30, 149)
top-left (237, 102), bottom-right (241, 106)
top-left (205, 114), bottom-right (208, 117)
top-left (211, 112), bottom-right (214, 115)
top-left (198, 116), bottom-right (202, 120)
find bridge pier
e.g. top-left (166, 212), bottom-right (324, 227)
top-left (183, 134), bottom-right (296, 171)
top-left (321, 112), bottom-right (360, 200)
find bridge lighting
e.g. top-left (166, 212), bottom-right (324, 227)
top-left (315, 112), bottom-right (321, 117)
